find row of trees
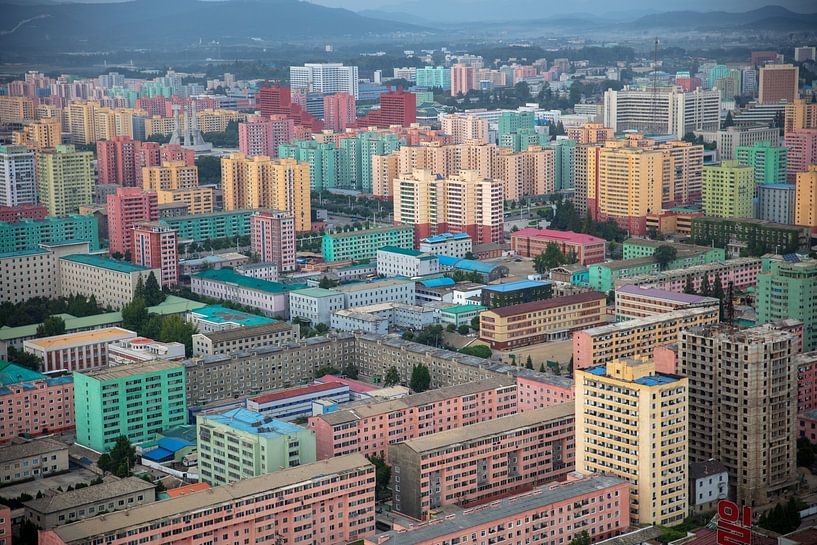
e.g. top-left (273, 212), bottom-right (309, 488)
top-left (533, 242), bottom-right (578, 273)
top-left (547, 198), bottom-right (628, 242)
top-left (0, 294), bottom-right (105, 328)
top-left (381, 363), bottom-right (431, 393)
top-left (121, 297), bottom-right (197, 356)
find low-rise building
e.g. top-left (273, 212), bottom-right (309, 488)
top-left (390, 403), bottom-right (575, 520)
top-left (614, 285), bottom-right (720, 321)
top-left (24, 327), bottom-right (138, 373)
top-left (197, 407), bottom-right (316, 486)
top-left (246, 382), bottom-right (351, 421)
top-left (234, 262), bottom-right (279, 281)
top-left (331, 302), bottom-right (438, 333)
top-left (335, 278), bottom-right (416, 308)
top-left (24, 477), bottom-right (155, 528)
top-left (480, 279), bottom-right (552, 308)
top-left (191, 268), bottom-right (305, 318)
top-left (689, 460), bottom-right (728, 514)
top-left (191, 321), bottom-right (297, 356)
top-left (439, 304), bottom-right (486, 327)
top-left (0, 437), bottom-right (69, 484)
top-left (186, 304), bottom-right (276, 333)
top-left (0, 241), bottom-right (91, 304)
top-left (0, 362), bottom-right (74, 443)
top-left (106, 337), bottom-right (185, 365)
top-left (418, 232), bottom-right (472, 258)
top-left (611, 258), bottom-right (763, 293)
top-left (691, 216), bottom-right (811, 254)
top-left (289, 287), bottom-right (347, 325)
top-left (178, 252), bottom-right (249, 277)
top-left (308, 378), bottom-right (518, 461)
top-left (38, 454), bottom-right (376, 545)
top-left (510, 228), bottom-right (606, 265)
top-left (322, 226), bottom-right (414, 262)
top-left (438, 255), bottom-right (509, 282)
top-left (59, 254), bottom-right (160, 310)
top-left (367, 475), bottom-right (631, 545)
top-left (480, 292), bottom-right (607, 349)
top-left (515, 372), bottom-right (574, 410)
top-left (573, 306), bottom-right (720, 369)
top-left (376, 246), bottom-right (440, 277)
top-left (330, 309), bottom-right (389, 334)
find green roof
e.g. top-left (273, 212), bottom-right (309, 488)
top-left (61, 254), bottom-right (151, 273)
top-left (190, 305), bottom-right (274, 326)
top-left (148, 295), bottom-right (207, 316)
top-left (0, 249), bottom-right (48, 259)
top-left (291, 287), bottom-right (343, 298)
top-left (379, 246), bottom-right (424, 257)
top-left (194, 268), bottom-right (305, 293)
top-left (442, 304), bottom-right (487, 315)
top-left (0, 360), bottom-right (45, 385)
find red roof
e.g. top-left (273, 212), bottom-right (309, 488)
top-left (251, 382), bottom-right (347, 404)
top-left (511, 228), bottom-right (605, 245)
top-left (316, 375), bottom-right (378, 394)
top-left (487, 291), bottom-right (606, 318)
top-left (165, 482), bottom-right (210, 497)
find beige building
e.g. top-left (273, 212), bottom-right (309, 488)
top-left (0, 437), bottom-right (69, 484)
top-left (13, 118), bottom-right (62, 149)
top-left (66, 101), bottom-right (99, 145)
top-left (0, 96), bottom-right (35, 124)
top-left (143, 161), bottom-right (213, 214)
top-left (0, 241), bottom-right (89, 304)
top-left (58, 254), bottom-right (160, 310)
top-left (795, 166), bottom-right (817, 230)
top-left (785, 99), bottom-right (817, 133)
top-left (575, 357), bottom-right (688, 526)
top-left (192, 321), bottom-right (297, 356)
top-left (24, 477), bottom-right (155, 528)
top-left (36, 145), bottom-right (94, 217)
top-left (144, 116), bottom-right (177, 138)
top-left (495, 146), bottom-right (554, 200)
top-left (440, 113), bottom-right (489, 144)
top-left (196, 108), bottom-right (244, 133)
top-left (566, 123), bottom-right (614, 144)
top-left (678, 325), bottom-right (798, 508)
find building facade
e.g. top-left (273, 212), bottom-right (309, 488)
top-left (106, 187), bottom-right (158, 256)
top-left (131, 221), bottom-right (178, 286)
top-left (510, 228), bottom-right (606, 264)
top-left (250, 209), bottom-right (296, 273)
top-left (0, 144), bottom-right (36, 207)
top-left (0, 364), bottom-right (74, 443)
top-left (322, 226), bottom-right (414, 262)
top-left (36, 145), bottom-right (94, 217)
top-left (756, 256), bottom-right (817, 351)
top-left (59, 254), bottom-right (160, 310)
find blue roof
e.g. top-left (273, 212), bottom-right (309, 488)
top-left (191, 305), bottom-right (275, 326)
top-left (438, 256), bottom-right (502, 274)
top-left (483, 280), bottom-right (550, 292)
top-left (204, 408), bottom-right (307, 438)
top-left (634, 375), bottom-right (679, 386)
top-left (142, 447), bottom-right (174, 462)
top-left (422, 232), bottom-right (470, 243)
top-left (0, 361), bottom-right (45, 386)
top-left (157, 437), bottom-right (193, 452)
top-left (420, 277), bottom-right (456, 288)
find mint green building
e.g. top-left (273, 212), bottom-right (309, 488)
top-left (279, 140), bottom-right (340, 192)
top-left (439, 304), bottom-right (487, 327)
top-left (74, 361), bottom-right (186, 452)
top-left (702, 161), bottom-right (755, 218)
top-left (197, 408), bottom-right (316, 486)
top-left (591, 242), bottom-right (726, 293)
top-left (322, 226), bottom-right (414, 262)
top-left (736, 141), bottom-right (788, 186)
top-left (498, 112), bottom-right (547, 152)
top-left (160, 210), bottom-right (253, 242)
top-left (0, 214), bottom-right (99, 253)
top-left (756, 256), bottom-right (817, 351)
top-left (416, 66), bottom-right (451, 90)
top-left (550, 139), bottom-right (577, 191)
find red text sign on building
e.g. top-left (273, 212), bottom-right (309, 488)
top-left (717, 500), bottom-right (752, 545)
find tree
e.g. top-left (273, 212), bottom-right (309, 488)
top-left (143, 272), bottom-right (165, 306)
top-left (712, 274), bottom-right (725, 300)
top-left (384, 366), bottom-right (401, 386)
top-left (700, 274), bottom-right (712, 297)
top-left (315, 365), bottom-right (340, 378)
top-left (366, 455), bottom-right (392, 501)
top-left (134, 275), bottom-right (145, 301)
top-left (401, 330), bottom-right (414, 341)
top-left (569, 531), bottom-right (591, 545)
top-left (158, 315), bottom-right (197, 356)
top-left (98, 436), bottom-right (136, 477)
top-left (121, 297), bottom-right (148, 332)
top-left (446, 324), bottom-right (456, 332)
top-left (314, 322), bottom-right (330, 335)
top-left (410, 363), bottom-right (431, 393)
top-left (459, 345), bottom-right (492, 358)
top-left (653, 245), bottom-right (678, 271)
top-left (342, 363), bottom-right (359, 380)
top-left (36, 315), bottom-right (66, 338)
top-left (539, 363), bottom-right (546, 372)
top-left (684, 275), bottom-right (695, 295)
top-left (7, 346), bottom-right (42, 371)
top-left (319, 277), bottom-right (338, 289)
top-left (722, 111), bottom-right (735, 129)
top-left (470, 316), bottom-right (480, 331)
top-left (526, 355), bottom-right (533, 369)
top-left (457, 324), bottom-right (470, 335)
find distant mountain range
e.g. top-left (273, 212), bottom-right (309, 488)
top-left (0, 0), bottom-right (424, 51)
top-left (628, 5), bottom-right (817, 30)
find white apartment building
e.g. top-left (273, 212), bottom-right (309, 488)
top-left (288, 287), bottom-right (346, 326)
top-left (59, 254), bottom-right (160, 310)
top-left (330, 302), bottom-right (437, 334)
top-left (376, 247), bottom-right (440, 278)
top-left (0, 145), bottom-right (36, 207)
top-left (604, 86), bottom-right (720, 139)
top-left (24, 327), bottom-right (138, 373)
top-left (0, 241), bottom-right (89, 304)
top-left (335, 278), bottom-right (415, 308)
top-left (696, 125), bottom-right (780, 161)
top-left (419, 232), bottom-right (473, 258)
top-left (289, 63), bottom-right (359, 98)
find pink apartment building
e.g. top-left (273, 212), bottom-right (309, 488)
top-left (451, 64), bottom-right (475, 96)
top-left (324, 93), bottom-right (356, 132)
top-left (39, 454), bottom-right (376, 545)
top-left (0, 364), bottom-right (74, 443)
top-left (159, 143), bottom-right (195, 167)
top-left (239, 115), bottom-right (295, 158)
top-left (97, 136), bottom-right (140, 187)
top-left (308, 378), bottom-right (518, 461)
top-left (366, 474), bottom-right (630, 545)
top-left (250, 209), bottom-right (296, 273)
top-left (0, 505), bottom-right (10, 545)
top-left (797, 351), bottom-right (817, 414)
top-left (515, 373), bottom-right (574, 411)
top-left (131, 221), bottom-right (178, 286)
top-left (510, 228), bottom-right (606, 265)
top-left (134, 141), bottom-right (160, 184)
top-left (106, 187), bottom-right (158, 256)
top-left (785, 129), bottom-right (817, 182)
top-left (389, 402), bottom-right (575, 520)
top-left (613, 258), bottom-right (763, 293)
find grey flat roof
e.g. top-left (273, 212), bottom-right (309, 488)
top-left (0, 437), bottom-right (68, 463)
top-left (199, 322), bottom-right (293, 343)
top-left (24, 477), bottom-right (156, 514)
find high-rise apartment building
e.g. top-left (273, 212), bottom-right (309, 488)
top-left (238, 115), bottom-right (294, 158)
top-left (757, 183), bottom-right (796, 224)
top-left (440, 113), bottom-right (489, 144)
top-left (96, 136), bottom-right (140, 187)
top-left (575, 357), bottom-right (688, 526)
top-left (106, 187), bottom-right (158, 256)
top-left (451, 64), bottom-right (476, 96)
top-left (785, 129), bottom-right (817, 182)
top-left (736, 141), bottom-right (788, 186)
top-left (702, 161), bottom-right (754, 218)
top-left (709, 125), bottom-right (780, 161)
top-left (12, 118), bottom-right (61, 150)
top-left (221, 154), bottom-right (311, 231)
top-left (0, 96), bottom-right (35, 124)
top-left (356, 89), bottom-right (416, 128)
top-left (678, 325), bottom-right (797, 507)
top-left (757, 255), bottom-right (817, 351)
top-left (142, 161), bottom-right (212, 215)
top-left (566, 123), bottom-right (614, 144)
top-left (603, 87), bottom-right (720, 138)
top-left (73, 360), bottom-right (186, 452)
top-left (0, 145), bottom-right (36, 207)
top-left (66, 101), bottom-right (99, 145)
top-left (131, 221), bottom-right (178, 286)
top-left (784, 99), bottom-right (817, 133)
top-left (36, 145), bottom-right (94, 217)
top-left (323, 92), bottom-right (356, 132)
top-left (416, 66), bottom-right (451, 90)
top-left (290, 63), bottom-right (359, 98)
top-left (495, 146), bottom-right (554, 200)
top-left (795, 166), bottom-right (817, 230)
top-left (392, 169), bottom-right (504, 245)
top-left (758, 64), bottom-right (799, 104)
top-left (250, 209), bottom-right (296, 272)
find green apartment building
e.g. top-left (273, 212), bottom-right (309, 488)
top-left (756, 256), bottom-right (817, 351)
top-left (36, 145), bottom-right (94, 217)
top-left (702, 161), bottom-right (755, 218)
top-left (160, 210), bottom-right (253, 242)
top-left (736, 141), bottom-right (788, 187)
top-left (0, 214), bottom-right (99, 253)
top-left (322, 226), bottom-right (414, 262)
top-left (197, 407), bottom-right (316, 486)
top-left (550, 139), bottom-right (577, 191)
top-left (74, 361), bottom-right (187, 452)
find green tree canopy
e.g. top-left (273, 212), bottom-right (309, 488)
top-left (410, 363), bottom-right (431, 393)
top-left (98, 436), bottom-right (136, 477)
top-left (36, 315), bottom-right (66, 338)
top-left (158, 315), bottom-right (197, 356)
top-left (143, 272), bottom-right (165, 306)
top-left (459, 345), bottom-right (492, 359)
top-left (653, 245), bottom-right (678, 271)
top-left (384, 366), bottom-right (400, 386)
top-left (121, 297), bottom-right (148, 332)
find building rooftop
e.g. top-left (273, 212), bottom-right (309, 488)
top-left (482, 279), bottom-right (551, 293)
top-left (584, 363), bottom-right (682, 386)
top-left (441, 304), bottom-right (487, 315)
top-left (616, 284), bottom-right (719, 305)
top-left (24, 327), bottom-right (135, 351)
top-left (325, 226), bottom-right (412, 239)
top-left (179, 253), bottom-right (248, 267)
top-left (318, 378), bottom-right (517, 426)
top-left (438, 255), bottom-right (507, 275)
top-left (60, 254), bottom-right (151, 274)
top-left (511, 228), bottom-right (605, 245)
top-left (0, 360), bottom-right (46, 385)
top-left (251, 381), bottom-right (347, 405)
top-left (694, 215), bottom-right (807, 231)
top-left (486, 291), bottom-right (605, 318)
top-left (378, 245), bottom-right (425, 257)
top-left (612, 258), bottom-right (762, 287)
top-left (579, 306), bottom-right (718, 337)
top-left (198, 322), bottom-right (292, 343)
top-left (334, 278), bottom-right (414, 293)
top-left (80, 360), bottom-right (183, 381)
top-left (421, 232), bottom-right (471, 243)
top-left (689, 459), bottom-right (728, 480)
top-left (0, 248), bottom-right (48, 259)
top-left (290, 287), bottom-right (344, 298)
top-left (51, 454), bottom-right (372, 544)
top-left (189, 305), bottom-right (274, 327)
top-left (202, 407), bottom-right (306, 438)
top-left (194, 269), bottom-right (305, 293)
top-left (376, 475), bottom-right (627, 545)
top-left (163, 482), bottom-right (211, 498)
top-left (24, 477), bottom-right (155, 514)
top-left (0, 437), bottom-right (68, 464)
top-left (418, 277), bottom-right (456, 288)
top-left (400, 402), bottom-right (574, 454)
